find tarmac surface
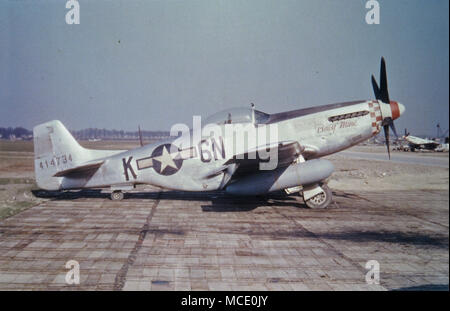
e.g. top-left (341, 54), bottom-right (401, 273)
top-left (0, 186), bottom-right (448, 291)
top-left (341, 151), bottom-right (449, 168)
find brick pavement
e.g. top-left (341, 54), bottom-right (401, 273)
top-left (0, 187), bottom-right (447, 290)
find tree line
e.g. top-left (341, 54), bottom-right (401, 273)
top-left (0, 127), bottom-right (170, 140)
top-left (0, 127), bottom-right (32, 139)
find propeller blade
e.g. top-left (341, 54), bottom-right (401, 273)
top-left (138, 125), bottom-right (143, 147)
top-left (384, 124), bottom-right (391, 159)
top-left (379, 57), bottom-right (390, 103)
top-left (371, 74), bottom-right (381, 100)
top-left (389, 119), bottom-right (398, 138)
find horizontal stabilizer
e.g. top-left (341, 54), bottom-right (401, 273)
top-left (53, 160), bottom-right (104, 177)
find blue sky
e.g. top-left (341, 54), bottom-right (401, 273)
top-left (0, 0), bottom-right (448, 136)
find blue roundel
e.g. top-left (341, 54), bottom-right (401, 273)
top-left (150, 144), bottom-right (183, 176)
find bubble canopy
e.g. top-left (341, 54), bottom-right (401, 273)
top-left (204, 107), bottom-right (270, 125)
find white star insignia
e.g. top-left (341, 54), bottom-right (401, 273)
top-left (153, 146), bottom-right (178, 172)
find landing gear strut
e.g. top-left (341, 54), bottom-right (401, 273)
top-left (302, 183), bottom-right (332, 209)
top-left (111, 190), bottom-right (124, 201)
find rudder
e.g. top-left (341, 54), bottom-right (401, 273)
top-left (33, 120), bottom-right (88, 190)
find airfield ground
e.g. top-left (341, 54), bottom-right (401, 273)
top-left (0, 140), bottom-right (448, 290)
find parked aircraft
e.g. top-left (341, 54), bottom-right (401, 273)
top-left (402, 129), bottom-right (449, 152)
top-left (33, 58), bottom-right (405, 208)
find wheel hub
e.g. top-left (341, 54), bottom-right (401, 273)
top-left (309, 192), bottom-right (326, 205)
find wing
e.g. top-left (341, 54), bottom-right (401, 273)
top-left (225, 141), bottom-right (303, 177)
top-left (203, 140), bottom-right (312, 188)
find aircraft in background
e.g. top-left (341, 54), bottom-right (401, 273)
top-left (33, 58), bottom-right (405, 209)
top-left (401, 127), bottom-right (449, 152)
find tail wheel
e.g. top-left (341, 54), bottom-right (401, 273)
top-left (304, 184), bottom-right (332, 209)
top-left (111, 190), bottom-right (124, 201)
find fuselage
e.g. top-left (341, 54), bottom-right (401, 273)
top-left (59, 99), bottom-right (402, 191)
top-left (403, 135), bottom-right (442, 150)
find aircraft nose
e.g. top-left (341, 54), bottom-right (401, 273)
top-left (398, 102), bottom-right (405, 116)
top-left (389, 101), bottom-right (405, 120)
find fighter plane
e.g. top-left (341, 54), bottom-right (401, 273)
top-left (33, 57), bottom-right (405, 209)
top-left (402, 129), bottom-right (449, 152)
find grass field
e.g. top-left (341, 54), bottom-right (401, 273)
top-left (0, 141), bottom-right (37, 220)
top-left (0, 140), bottom-right (34, 152)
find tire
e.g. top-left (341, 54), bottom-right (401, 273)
top-left (304, 184), bottom-right (332, 209)
top-left (111, 191), bottom-right (124, 201)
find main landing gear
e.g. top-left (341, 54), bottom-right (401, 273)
top-left (301, 183), bottom-right (333, 209)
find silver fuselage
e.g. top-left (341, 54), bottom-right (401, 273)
top-left (56, 100), bottom-right (384, 191)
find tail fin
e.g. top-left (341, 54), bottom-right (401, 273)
top-left (34, 120), bottom-right (127, 190)
top-left (33, 120), bottom-right (90, 190)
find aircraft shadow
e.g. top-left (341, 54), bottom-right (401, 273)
top-left (315, 230), bottom-right (449, 249)
top-left (391, 284), bottom-right (449, 291)
top-left (31, 189), bottom-right (307, 211)
top-left (30, 190), bottom-right (447, 248)
top-left (202, 193), bottom-right (306, 212)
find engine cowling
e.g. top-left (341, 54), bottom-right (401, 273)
top-left (225, 159), bottom-right (334, 196)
